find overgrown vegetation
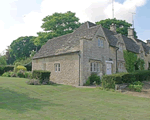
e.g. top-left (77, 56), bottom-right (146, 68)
top-left (84, 73), bottom-right (101, 86)
top-left (128, 81), bottom-right (144, 92)
top-left (123, 50), bottom-right (145, 72)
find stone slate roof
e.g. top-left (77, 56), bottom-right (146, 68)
top-left (122, 35), bottom-right (140, 53)
top-left (102, 27), bottom-right (118, 47)
top-left (33, 21), bottom-right (145, 59)
top-left (135, 39), bottom-right (150, 54)
top-left (33, 21), bottom-right (100, 59)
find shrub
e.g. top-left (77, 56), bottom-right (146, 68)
top-left (32, 70), bottom-right (51, 84)
top-left (26, 79), bottom-right (41, 85)
top-left (14, 62), bottom-right (22, 72)
top-left (17, 70), bottom-right (25, 78)
top-left (128, 81), bottom-right (144, 92)
top-left (9, 72), bottom-right (17, 77)
top-left (101, 78), bottom-right (115, 89)
top-left (86, 73), bottom-right (101, 85)
top-left (2, 72), bottom-right (11, 77)
top-left (24, 71), bottom-right (32, 79)
top-left (0, 65), bottom-right (14, 75)
top-left (16, 66), bottom-right (27, 72)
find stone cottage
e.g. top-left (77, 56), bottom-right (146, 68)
top-left (32, 21), bottom-right (150, 86)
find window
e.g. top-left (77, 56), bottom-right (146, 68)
top-left (90, 62), bottom-right (100, 72)
top-left (98, 38), bottom-right (104, 47)
top-left (54, 63), bottom-right (60, 72)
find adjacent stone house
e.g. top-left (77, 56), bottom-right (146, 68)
top-left (32, 21), bottom-right (150, 86)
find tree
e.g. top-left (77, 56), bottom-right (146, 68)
top-left (96, 18), bottom-right (137, 38)
top-left (34, 11), bottom-right (81, 46)
top-left (0, 55), bottom-right (7, 68)
top-left (9, 36), bottom-right (39, 64)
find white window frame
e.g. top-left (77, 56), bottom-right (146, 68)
top-left (98, 38), bottom-right (104, 48)
top-left (54, 63), bottom-right (60, 72)
top-left (90, 62), bottom-right (100, 72)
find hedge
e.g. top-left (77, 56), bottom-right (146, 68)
top-left (0, 65), bottom-right (14, 75)
top-left (32, 70), bottom-right (51, 84)
top-left (102, 70), bottom-right (150, 89)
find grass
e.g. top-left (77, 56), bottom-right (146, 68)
top-left (0, 77), bottom-right (150, 120)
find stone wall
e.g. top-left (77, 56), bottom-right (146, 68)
top-left (32, 53), bottom-right (79, 86)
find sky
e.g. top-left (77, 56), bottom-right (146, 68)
top-left (0, 0), bottom-right (150, 54)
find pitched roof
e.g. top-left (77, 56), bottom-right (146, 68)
top-left (33, 21), bottom-right (100, 59)
top-left (102, 27), bottom-right (118, 47)
top-left (122, 35), bottom-right (140, 53)
top-left (135, 39), bottom-right (150, 54)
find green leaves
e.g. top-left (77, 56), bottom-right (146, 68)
top-left (96, 18), bottom-right (137, 38)
top-left (123, 50), bottom-right (137, 73)
top-left (35, 11), bottom-right (81, 47)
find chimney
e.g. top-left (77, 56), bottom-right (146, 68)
top-left (110, 23), bottom-right (116, 33)
top-left (128, 28), bottom-right (134, 39)
top-left (146, 40), bottom-right (150, 46)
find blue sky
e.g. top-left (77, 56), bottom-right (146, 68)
top-left (0, 0), bottom-right (149, 54)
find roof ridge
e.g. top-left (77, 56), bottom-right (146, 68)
top-left (48, 32), bottom-right (73, 41)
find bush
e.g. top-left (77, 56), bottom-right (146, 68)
top-left (101, 78), bottom-right (115, 89)
top-left (0, 65), bottom-right (14, 75)
top-left (32, 70), bottom-right (51, 84)
top-left (9, 72), bottom-right (17, 77)
top-left (2, 72), bottom-right (11, 77)
top-left (16, 66), bottom-right (27, 72)
top-left (128, 81), bottom-right (144, 92)
top-left (26, 79), bottom-right (41, 85)
top-left (17, 70), bottom-right (25, 78)
top-left (14, 62), bottom-right (22, 72)
top-left (85, 73), bottom-right (101, 85)
top-left (24, 71), bottom-right (32, 79)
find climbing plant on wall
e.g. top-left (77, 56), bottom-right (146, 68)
top-left (123, 50), bottom-right (145, 72)
top-left (123, 50), bottom-right (137, 73)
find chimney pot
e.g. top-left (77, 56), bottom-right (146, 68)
top-left (110, 23), bottom-right (116, 33)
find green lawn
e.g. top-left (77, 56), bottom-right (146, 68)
top-left (0, 77), bottom-right (150, 120)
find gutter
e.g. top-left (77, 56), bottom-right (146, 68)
top-left (115, 47), bottom-right (119, 73)
top-left (78, 51), bottom-right (81, 86)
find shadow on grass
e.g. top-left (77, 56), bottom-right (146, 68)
top-left (0, 87), bottom-right (62, 113)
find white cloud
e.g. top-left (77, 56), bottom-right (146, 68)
top-left (0, 0), bottom-right (147, 54)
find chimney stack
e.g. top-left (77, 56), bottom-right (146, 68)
top-left (128, 28), bottom-right (134, 39)
top-left (146, 40), bottom-right (150, 46)
top-left (110, 23), bottom-right (116, 33)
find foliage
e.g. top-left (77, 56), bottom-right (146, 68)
top-left (34, 11), bottom-right (81, 47)
top-left (16, 66), bottom-right (27, 72)
top-left (17, 70), bottom-right (25, 78)
top-left (102, 70), bottom-right (150, 86)
top-left (0, 55), bottom-right (7, 69)
top-left (24, 71), bottom-right (32, 79)
top-left (85, 73), bottom-right (101, 85)
top-left (123, 50), bottom-right (137, 73)
top-left (8, 36), bottom-right (39, 64)
top-left (14, 62), bottom-right (22, 72)
top-left (128, 81), bottom-right (144, 92)
top-left (96, 18), bottom-right (137, 38)
top-left (0, 65), bottom-right (14, 75)
top-left (101, 78), bottom-right (116, 89)
top-left (26, 79), bottom-right (41, 85)
top-left (32, 70), bottom-right (51, 84)
top-left (2, 72), bottom-right (11, 77)
top-left (135, 58), bottom-right (145, 70)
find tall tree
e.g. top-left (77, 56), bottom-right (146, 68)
top-left (0, 54), bottom-right (7, 66)
top-left (34, 11), bottom-right (81, 46)
top-left (96, 18), bottom-right (137, 38)
top-left (9, 36), bottom-right (39, 64)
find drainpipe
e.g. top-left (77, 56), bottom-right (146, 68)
top-left (115, 47), bottom-right (119, 73)
top-left (78, 51), bottom-right (81, 86)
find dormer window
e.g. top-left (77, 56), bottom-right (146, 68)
top-left (98, 38), bottom-right (104, 48)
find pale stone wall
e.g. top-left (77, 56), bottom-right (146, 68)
top-left (80, 26), bottom-right (111, 85)
top-left (32, 53), bottom-right (79, 86)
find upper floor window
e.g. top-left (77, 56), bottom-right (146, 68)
top-left (98, 38), bottom-right (104, 48)
top-left (54, 63), bottom-right (60, 72)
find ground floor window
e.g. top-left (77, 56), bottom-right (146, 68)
top-left (54, 63), bottom-right (60, 72)
top-left (90, 62), bottom-right (100, 72)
